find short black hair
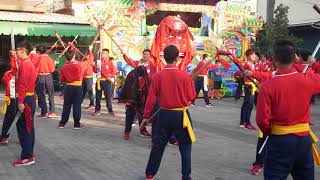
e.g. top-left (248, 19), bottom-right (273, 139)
top-left (202, 54), bottom-right (208, 60)
top-left (301, 50), bottom-right (312, 62)
top-left (164, 45), bottom-right (179, 64)
top-left (295, 48), bottom-right (302, 57)
top-left (109, 57), bottom-right (114, 61)
top-left (102, 48), bottom-right (109, 52)
top-left (64, 50), bottom-right (75, 61)
top-left (136, 65), bottom-right (148, 77)
top-left (16, 40), bottom-right (32, 55)
top-left (143, 49), bottom-right (150, 54)
top-left (37, 45), bottom-right (47, 54)
top-left (273, 39), bottom-right (296, 65)
top-left (245, 49), bottom-right (255, 57)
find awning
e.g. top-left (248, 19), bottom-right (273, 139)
top-left (146, 0), bottom-right (219, 5)
top-left (0, 21), bottom-right (97, 37)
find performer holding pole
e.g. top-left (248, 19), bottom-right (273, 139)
top-left (257, 39), bottom-right (320, 179)
top-left (35, 45), bottom-right (58, 118)
top-left (58, 50), bottom-right (89, 129)
top-left (190, 54), bottom-right (215, 107)
top-left (121, 49), bottom-right (155, 140)
top-left (140, 45), bottom-right (196, 180)
top-left (0, 67), bottom-right (18, 145)
top-left (81, 45), bottom-right (95, 109)
top-left (239, 49), bottom-right (258, 130)
top-left (13, 41), bottom-right (38, 166)
top-left (91, 48), bottom-right (117, 116)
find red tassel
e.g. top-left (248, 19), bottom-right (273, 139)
top-left (24, 105), bottom-right (33, 134)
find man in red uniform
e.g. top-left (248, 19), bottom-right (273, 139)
top-left (123, 49), bottom-right (156, 140)
top-left (294, 49), bottom-right (314, 74)
top-left (0, 50), bottom-right (19, 145)
top-left (81, 46), bottom-right (95, 109)
top-left (140, 45), bottom-right (196, 180)
top-left (91, 49), bottom-right (117, 116)
top-left (240, 49), bottom-right (257, 130)
top-left (310, 55), bottom-right (320, 74)
top-left (123, 49), bottom-right (156, 76)
top-left (191, 54), bottom-right (216, 106)
top-left (58, 50), bottom-right (88, 129)
top-left (14, 40), bottom-right (38, 166)
top-left (0, 69), bottom-right (18, 145)
top-left (33, 45), bottom-right (57, 118)
top-left (254, 54), bottom-right (273, 72)
top-left (256, 39), bottom-right (320, 180)
top-left (119, 66), bottom-right (152, 140)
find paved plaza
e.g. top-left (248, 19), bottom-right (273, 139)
top-left (0, 93), bottom-right (319, 180)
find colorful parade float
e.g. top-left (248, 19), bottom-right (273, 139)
top-left (83, 0), bottom-right (263, 97)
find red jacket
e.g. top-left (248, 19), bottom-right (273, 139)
top-left (16, 58), bottom-right (37, 104)
top-left (37, 54), bottom-right (55, 74)
top-left (256, 67), bottom-right (320, 136)
top-left (29, 53), bottom-right (41, 73)
top-left (294, 63), bottom-right (314, 75)
top-left (60, 61), bottom-right (88, 83)
top-left (83, 51), bottom-right (94, 78)
top-left (312, 61), bottom-right (320, 74)
top-left (254, 61), bottom-right (273, 72)
top-left (123, 54), bottom-right (156, 76)
top-left (1, 70), bottom-right (15, 97)
top-left (252, 71), bottom-right (274, 82)
top-left (194, 60), bottom-right (216, 76)
top-left (252, 63), bottom-right (314, 83)
top-left (94, 59), bottom-right (117, 79)
top-left (143, 64), bottom-right (196, 119)
top-left (243, 61), bottom-right (255, 82)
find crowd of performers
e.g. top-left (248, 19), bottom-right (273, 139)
top-left (0, 38), bottom-right (319, 180)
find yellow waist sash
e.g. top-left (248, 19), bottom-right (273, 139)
top-left (26, 92), bottom-right (34, 96)
top-left (1, 96), bottom-right (10, 115)
top-left (66, 81), bottom-right (82, 86)
top-left (271, 123), bottom-right (320, 166)
top-left (85, 75), bottom-right (93, 78)
top-left (244, 82), bottom-right (256, 95)
top-left (38, 73), bottom-right (51, 75)
top-left (160, 107), bottom-right (196, 143)
top-left (258, 130), bottom-right (263, 138)
top-left (96, 78), bottom-right (107, 90)
top-left (15, 92), bottom-right (34, 97)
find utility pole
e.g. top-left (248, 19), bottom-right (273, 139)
top-left (266, 0), bottom-right (276, 27)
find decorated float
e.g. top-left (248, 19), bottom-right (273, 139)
top-left (81, 0), bottom-right (263, 97)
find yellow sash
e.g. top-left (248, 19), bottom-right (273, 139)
top-left (66, 81), bottom-right (82, 86)
top-left (26, 92), bottom-right (34, 96)
top-left (244, 82), bottom-right (256, 95)
top-left (85, 75), bottom-right (93, 78)
top-left (38, 73), bottom-right (51, 75)
top-left (258, 129), bottom-right (263, 138)
top-left (96, 78), bottom-right (107, 90)
top-left (271, 123), bottom-right (320, 166)
top-left (160, 107), bottom-right (196, 143)
top-left (1, 96), bottom-right (10, 115)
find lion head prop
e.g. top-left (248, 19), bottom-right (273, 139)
top-left (150, 16), bottom-right (195, 72)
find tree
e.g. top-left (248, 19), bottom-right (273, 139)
top-left (254, 4), bottom-right (302, 57)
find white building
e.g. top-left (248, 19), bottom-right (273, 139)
top-left (256, 0), bottom-right (320, 26)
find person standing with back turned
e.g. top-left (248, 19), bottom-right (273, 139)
top-left (141, 45), bottom-right (196, 180)
top-left (257, 39), bottom-right (320, 180)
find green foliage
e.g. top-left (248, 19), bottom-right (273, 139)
top-left (254, 4), bottom-right (303, 57)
